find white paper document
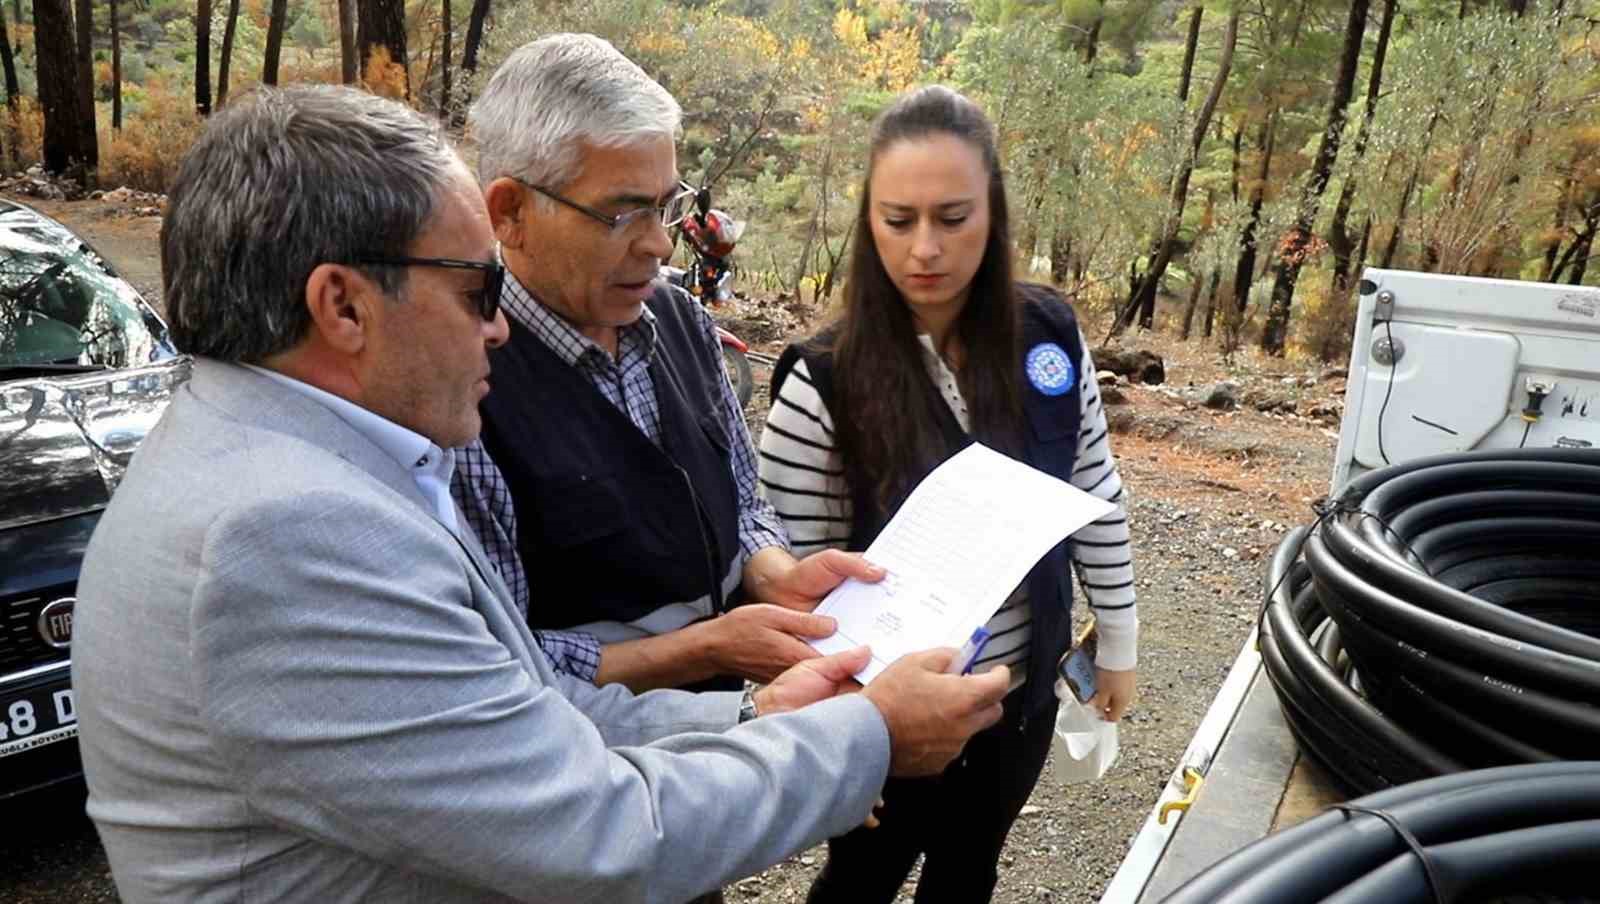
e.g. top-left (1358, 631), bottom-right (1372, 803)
top-left (809, 442), bottom-right (1117, 683)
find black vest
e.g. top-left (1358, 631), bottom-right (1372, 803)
top-left (479, 285), bottom-right (742, 631)
top-left (772, 284), bottom-right (1085, 714)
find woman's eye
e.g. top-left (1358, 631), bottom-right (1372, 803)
top-left (941, 216), bottom-right (968, 227)
top-left (884, 218), bottom-right (912, 229)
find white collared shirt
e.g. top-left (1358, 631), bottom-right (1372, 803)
top-left (244, 365), bottom-right (460, 536)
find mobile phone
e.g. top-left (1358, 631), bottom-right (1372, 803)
top-left (1057, 625), bottom-right (1098, 704)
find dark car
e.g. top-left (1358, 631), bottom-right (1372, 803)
top-left (0, 198), bottom-right (186, 799)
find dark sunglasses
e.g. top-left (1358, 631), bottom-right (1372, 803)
top-left (351, 256), bottom-right (505, 321)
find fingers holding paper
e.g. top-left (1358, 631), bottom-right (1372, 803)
top-left (862, 648), bottom-right (1010, 777)
top-left (705, 603), bottom-right (837, 683)
top-left (749, 548), bottom-right (888, 612)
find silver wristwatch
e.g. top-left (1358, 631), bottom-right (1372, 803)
top-left (737, 686), bottom-right (760, 723)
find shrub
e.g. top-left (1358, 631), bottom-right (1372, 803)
top-left (0, 97), bottom-right (46, 172)
top-left (99, 83), bottom-right (203, 192)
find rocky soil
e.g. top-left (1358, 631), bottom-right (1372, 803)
top-left (1, 194), bottom-right (1347, 903)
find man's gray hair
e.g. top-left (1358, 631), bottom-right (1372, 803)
top-left (162, 84), bottom-right (460, 362)
top-left (469, 33), bottom-right (681, 194)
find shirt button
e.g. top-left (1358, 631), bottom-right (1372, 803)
top-left (417, 455), bottom-right (430, 467)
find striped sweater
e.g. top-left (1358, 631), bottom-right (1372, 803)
top-left (758, 331), bottom-right (1138, 679)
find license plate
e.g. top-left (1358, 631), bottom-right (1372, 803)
top-left (0, 685), bottom-right (77, 760)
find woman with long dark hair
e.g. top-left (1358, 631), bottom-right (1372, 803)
top-left (759, 85), bottom-right (1138, 902)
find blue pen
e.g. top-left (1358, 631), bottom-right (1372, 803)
top-left (947, 627), bottom-right (992, 675)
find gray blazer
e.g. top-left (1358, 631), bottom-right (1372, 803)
top-left (73, 359), bottom-right (889, 904)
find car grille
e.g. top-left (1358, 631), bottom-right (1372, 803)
top-left (0, 589), bottom-right (70, 674)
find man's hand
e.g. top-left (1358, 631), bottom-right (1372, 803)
top-left (702, 604), bottom-right (836, 683)
top-left (1087, 668), bottom-right (1137, 722)
top-left (861, 649), bottom-right (1010, 777)
top-left (753, 646), bottom-right (870, 716)
top-left (744, 548), bottom-right (886, 611)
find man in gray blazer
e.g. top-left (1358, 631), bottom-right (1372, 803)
top-left (71, 85), bottom-right (1009, 904)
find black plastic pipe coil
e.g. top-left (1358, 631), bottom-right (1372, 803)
top-left (1159, 762), bottom-right (1600, 904)
top-left (1258, 448), bottom-right (1600, 794)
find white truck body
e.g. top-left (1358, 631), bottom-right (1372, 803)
top-left (1103, 269), bottom-right (1600, 903)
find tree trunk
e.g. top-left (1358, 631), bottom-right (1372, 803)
top-left (1180, 270), bottom-right (1204, 340)
top-left (261, 0), bottom-right (287, 85)
top-left (1382, 140), bottom-right (1430, 269)
top-left (1108, 7), bottom-right (1240, 340)
top-left (440, 0), bottom-right (451, 112)
top-left (0, 4), bottom-right (19, 110)
top-left (357, 0), bottom-right (409, 98)
top-left (453, 0), bottom-right (490, 121)
top-left (36, 0), bottom-right (96, 182)
top-left (73, 0), bottom-right (92, 130)
top-left (1083, 13), bottom-right (1103, 66)
top-left (1328, 0), bottom-right (1396, 299)
top-left (217, 0), bottom-right (240, 107)
top-left (1260, 0), bottom-right (1371, 356)
top-left (195, 0), bottom-right (212, 115)
top-left (339, 0), bottom-right (357, 83)
top-left (461, 0), bottom-right (490, 72)
top-left (1234, 113), bottom-right (1277, 315)
top-left (1551, 188), bottom-right (1600, 283)
top-left (0, 7), bottom-right (18, 164)
top-left (1541, 174), bottom-right (1574, 282)
top-left (1202, 268), bottom-right (1221, 338)
top-left (1050, 227), bottom-right (1071, 285)
top-left (110, 0), bottom-right (121, 128)
top-left (1570, 231), bottom-right (1595, 285)
top-left (1229, 124), bottom-right (1241, 203)
top-left (1177, 5), bottom-right (1203, 105)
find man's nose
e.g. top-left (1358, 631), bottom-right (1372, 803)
top-left (485, 308), bottom-right (510, 348)
top-left (636, 215), bottom-right (674, 262)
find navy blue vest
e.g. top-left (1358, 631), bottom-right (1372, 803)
top-left (478, 285), bottom-right (742, 632)
top-left (772, 284), bottom-right (1084, 714)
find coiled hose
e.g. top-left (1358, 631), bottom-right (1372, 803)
top-left (1159, 762), bottom-right (1600, 904)
top-left (1258, 448), bottom-right (1600, 794)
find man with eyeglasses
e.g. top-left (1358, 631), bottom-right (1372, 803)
top-left (454, 34), bottom-right (864, 712)
top-left (72, 85), bottom-right (1011, 904)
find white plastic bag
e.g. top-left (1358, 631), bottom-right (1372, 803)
top-left (1048, 680), bottom-right (1119, 784)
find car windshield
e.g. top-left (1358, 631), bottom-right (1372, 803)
top-left (0, 222), bottom-right (169, 371)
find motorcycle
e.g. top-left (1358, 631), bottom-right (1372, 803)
top-left (661, 185), bottom-right (754, 409)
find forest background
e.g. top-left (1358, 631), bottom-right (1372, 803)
top-left (5, 0), bottom-right (1599, 358)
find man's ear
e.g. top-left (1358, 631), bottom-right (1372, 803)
top-left (485, 177), bottom-right (530, 249)
top-left (303, 263), bottom-right (374, 355)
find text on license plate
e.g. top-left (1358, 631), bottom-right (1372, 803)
top-left (0, 688), bottom-right (76, 760)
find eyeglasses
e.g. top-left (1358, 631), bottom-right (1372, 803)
top-left (517, 178), bottom-right (697, 236)
top-left (352, 256), bottom-right (504, 322)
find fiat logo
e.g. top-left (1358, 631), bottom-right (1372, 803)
top-left (37, 597), bottom-right (74, 649)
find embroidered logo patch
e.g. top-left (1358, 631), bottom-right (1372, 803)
top-left (1025, 342), bottom-right (1075, 397)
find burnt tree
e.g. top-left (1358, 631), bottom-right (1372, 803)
top-left (36, 0), bottom-right (97, 181)
top-left (195, 0), bottom-right (212, 115)
top-left (217, 0), bottom-right (240, 107)
top-left (1260, 0), bottom-right (1372, 355)
top-left (262, 0), bottom-right (287, 85)
top-left (357, 0), bottom-right (409, 98)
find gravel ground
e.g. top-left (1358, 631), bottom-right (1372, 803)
top-left (2, 196), bottom-right (1341, 903)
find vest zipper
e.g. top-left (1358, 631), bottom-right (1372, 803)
top-left (674, 463), bottom-right (724, 614)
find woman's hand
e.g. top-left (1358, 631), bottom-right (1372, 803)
top-left (1087, 668), bottom-right (1136, 722)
